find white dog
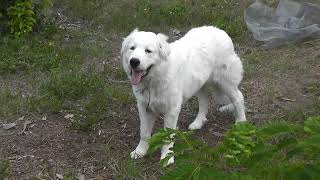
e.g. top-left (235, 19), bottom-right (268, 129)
top-left (121, 26), bottom-right (246, 164)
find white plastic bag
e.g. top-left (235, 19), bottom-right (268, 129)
top-left (244, 0), bottom-right (320, 49)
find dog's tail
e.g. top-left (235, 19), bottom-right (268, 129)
top-left (213, 93), bottom-right (233, 113)
top-left (213, 89), bottom-right (244, 114)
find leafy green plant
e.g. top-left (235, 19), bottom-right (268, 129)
top-left (7, 0), bottom-right (36, 36)
top-left (6, 0), bottom-right (52, 36)
top-left (149, 116), bottom-right (320, 179)
top-left (223, 122), bottom-right (256, 165)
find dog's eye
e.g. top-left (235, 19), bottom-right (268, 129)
top-left (130, 46), bottom-right (135, 50)
top-left (145, 49), bottom-right (152, 54)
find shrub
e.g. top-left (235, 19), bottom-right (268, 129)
top-left (149, 116), bottom-right (320, 179)
top-left (3, 0), bottom-right (52, 36)
top-left (7, 0), bottom-right (36, 36)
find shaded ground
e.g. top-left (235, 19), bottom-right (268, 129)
top-left (1, 0), bottom-right (320, 179)
top-left (0, 100), bottom-right (233, 179)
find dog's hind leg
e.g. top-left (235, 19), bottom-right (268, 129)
top-left (188, 89), bottom-right (209, 130)
top-left (220, 84), bottom-right (246, 123)
top-left (215, 54), bottom-right (246, 123)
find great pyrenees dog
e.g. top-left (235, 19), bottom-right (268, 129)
top-left (121, 26), bottom-right (246, 164)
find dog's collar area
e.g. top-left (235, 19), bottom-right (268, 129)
top-left (135, 87), bottom-right (151, 112)
top-left (146, 87), bottom-right (151, 112)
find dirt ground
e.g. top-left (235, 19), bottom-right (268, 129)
top-left (0, 99), bottom-right (234, 179)
top-left (1, 1), bottom-right (320, 179)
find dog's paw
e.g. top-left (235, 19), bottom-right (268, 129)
top-left (130, 149), bottom-right (146, 159)
top-left (188, 121), bottom-right (203, 130)
top-left (163, 156), bottom-right (174, 166)
top-left (160, 153), bottom-right (175, 166)
top-left (188, 117), bottom-right (207, 130)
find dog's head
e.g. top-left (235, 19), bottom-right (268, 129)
top-left (121, 29), bottom-right (170, 85)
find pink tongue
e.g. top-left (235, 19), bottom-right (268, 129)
top-left (131, 71), bottom-right (143, 85)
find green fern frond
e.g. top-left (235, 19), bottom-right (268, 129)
top-left (257, 121), bottom-right (301, 141)
top-left (148, 128), bottom-right (176, 153)
top-left (150, 116), bottom-right (320, 179)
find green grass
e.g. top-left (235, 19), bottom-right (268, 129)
top-left (110, 158), bottom-right (148, 179)
top-left (30, 71), bottom-right (133, 130)
top-left (0, 36), bottom-right (60, 74)
top-left (304, 81), bottom-right (320, 116)
top-left (0, 28), bottom-right (83, 75)
top-left (0, 89), bottom-right (29, 121)
top-left (0, 14), bottom-right (135, 129)
top-left (242, 50), bottom-right (264, 80)
top-left (0, 160), bottom-right (10, 179)
top-left (0, 24), bottom-right (133, 130)
top-left (241, 44), bottom-right (315, 81)
top-left (55, 0), bottom-right (247, 40)
top-left (30, 72), bottom-right (105, 111)
top-left (41, 72), bottom-right (105, 101)
top-left (282, 106), bottom-right (307, 123)
top-left (97, 143), bottom-right (162, 179)
top-left (304, 82), bottom-right (320, 96)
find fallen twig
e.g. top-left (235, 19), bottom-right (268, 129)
top-left (279, 97), bottom-right (296, 102)
top-left (19, 120), bottom-right (32, 135)
top-left (8, 155), bottom-right (35, 160)
top-left (212, 123), bottom-right (228, 131)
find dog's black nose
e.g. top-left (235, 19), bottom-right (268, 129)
top-left (130, 58), bottom-right (140, 68)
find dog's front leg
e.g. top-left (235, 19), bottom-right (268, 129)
top-left (161, 104), bottom-right (181, 165)
top-left (130, 101), bottom-right (156, 159)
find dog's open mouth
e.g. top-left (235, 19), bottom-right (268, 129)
top-left (130, 65), bottom-right (153, 85)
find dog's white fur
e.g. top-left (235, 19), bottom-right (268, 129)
top-left (121, 26), bottom-right (246, 164)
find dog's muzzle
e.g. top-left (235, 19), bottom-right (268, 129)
top-left (130, 65), bottom-right (153, 85)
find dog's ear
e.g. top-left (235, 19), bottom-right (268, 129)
top-left (121, 28), bottom-right (139, 57)
top-left (157, 33), bottom-right (170, 60)
top-left (121, 38), bottom-right (129, 58)
top-left (130, 28), bottom-right (139, 35)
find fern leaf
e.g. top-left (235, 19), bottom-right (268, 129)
top-left (148, 128), bottom-right (175, 153)
top-left (257, 121), bottom-right (301, 141)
